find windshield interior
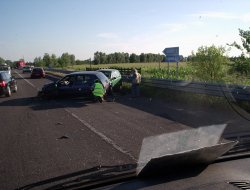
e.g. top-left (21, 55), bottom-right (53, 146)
top-left (1, 0), bottom-right (250, 189)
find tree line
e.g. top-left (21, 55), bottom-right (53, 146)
top-left (94, 52), bottom-right (165, 64)
top-left (31, 52), bottom-right (166, 68)
top-left (0, 52), bottom-right (165, 69)
top-left (33, 53), bottom-right (75, 68)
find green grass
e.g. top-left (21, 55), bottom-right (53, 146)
top-left (67, 62), bottom-right (187, 70)
top-left (62, 62), bottom-right (250, 86)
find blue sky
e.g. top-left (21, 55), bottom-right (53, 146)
top-left (0, 0), bottom-right (250, 62)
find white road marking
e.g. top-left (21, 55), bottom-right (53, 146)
top-left (64, 108), bottom-right (137, 161)
top-left (14, 70), bottom-right (41, 91)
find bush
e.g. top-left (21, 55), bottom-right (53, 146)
top-left (190, 45), bottom-right (228, 82)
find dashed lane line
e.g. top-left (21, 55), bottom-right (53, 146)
top-left (64, 108), bottom-right (137, 161)
top-left (14, 70), bottom-right (41, 91)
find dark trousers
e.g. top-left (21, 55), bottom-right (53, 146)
top-left (132, 83), bottom-right (140, 97)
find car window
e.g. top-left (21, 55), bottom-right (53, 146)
top-left (100, 71), bottom-right (111, 79)
top-left (60, 75), bottom-right (76, 85)
top-left (74, 75), bottom-right (85, 85)
top-left (97, 72), bottom-right (109, 85)
top-left (0, 74), bottom-right (2, 80)
top-left (0, 66), bottom-right (10, 71)
top-left (113, 71), bottom-right (120, 78)
top-left (1, 72), bottom-right (10, 80)
top-left (32, 68), bottom-right (41, 72)
top-left (85, 74), bottom-right (97, 84)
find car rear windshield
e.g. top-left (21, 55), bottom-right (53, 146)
top-left (32, 68), bottom-right (42, 72)
top-left (99, 71), bottom-right (111, 78)
top-left (97, 73), bottom-right (109, 85)
top-left (0, 66), bottom-right (10, 71)
top-left (0, 72), bottom-right (10, 80)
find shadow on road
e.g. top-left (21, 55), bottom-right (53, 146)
top-left (114, 93), bottom-right (250, 135)
top-left (0, 96), bottom-right (93, 110)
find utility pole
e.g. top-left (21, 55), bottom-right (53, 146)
top-left (89, 58), bottom-right (92, 69)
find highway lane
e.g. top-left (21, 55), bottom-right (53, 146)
top-left (1, 70), bottom-right (250, 189)
top-left (0, 70), bottom-right (189, 190)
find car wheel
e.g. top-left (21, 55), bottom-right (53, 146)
top-left (5, 86), bottom-right (11, 97)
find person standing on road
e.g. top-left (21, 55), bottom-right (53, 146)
top-left (106, 82), bottom-right (115, 102)
top-left (130, 68), bottom-right (141, 98)
top-left (92, 79), bottom-right (106, 103)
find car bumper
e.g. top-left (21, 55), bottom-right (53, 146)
top-left (0, 87), bottom-right (6, 95)
top-left (31, 74), bottom-right (44, 78)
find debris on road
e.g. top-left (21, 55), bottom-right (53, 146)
top-left (57, 135), bottom-right (69, 140)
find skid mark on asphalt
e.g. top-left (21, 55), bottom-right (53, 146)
top-left (64, 108), bottom-right (137, 161)
top-left (14, 70), bottom-right (40, 91)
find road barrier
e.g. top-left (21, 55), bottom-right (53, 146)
top-left (142, 78), bottom-right (250, 101)
top-left (45, 68), bottom-right (250, 101)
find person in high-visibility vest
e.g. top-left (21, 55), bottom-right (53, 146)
top-left (92, 79), bottom-right (106, 103)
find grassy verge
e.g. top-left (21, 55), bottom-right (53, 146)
top-left (65, 63), bottom-right (250, 86)
top-left (67, 62), bottom-right (187, 70)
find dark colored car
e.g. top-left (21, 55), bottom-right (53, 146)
top-left (0, 71), bottom-right (17, 97)
top-left (31, 67), bottom-right (45, 78)
top-left (23, 66), bottom-right (33, 73)
top-left (97, 69), bottom-right (122, 91)
top-left (38, 71), bottom-right (110, 98)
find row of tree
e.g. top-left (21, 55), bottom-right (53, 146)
top-left (0, 52), bottom-right (165, 69)
top-left (32, 52), bottom-right (166, 68)
top-left (33, 53), bottom-right (75, 68)
top-left (94, 52), bottom-right (165, 64)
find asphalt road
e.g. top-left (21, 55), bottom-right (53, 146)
top-left (1, 70), bottom-right (250, 190)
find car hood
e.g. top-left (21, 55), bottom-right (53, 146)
top-left (42, 82), bottom-right (56, 90)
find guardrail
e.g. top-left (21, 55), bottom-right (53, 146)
top-left (45, 68), bottom-right (73, 74)
top-left (142, 78), bottom-right (250, 101)
top-left (45, 68), bottom-right (250, 101)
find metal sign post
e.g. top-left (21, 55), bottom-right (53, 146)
top-left (163, 47), bottom-right (180, 79)
top-left (176, 61), bottom-right (179, 79)
top-left (89, 58), bottom-right (92, 69)
top-left (168, 62), bottom-right (170, 77)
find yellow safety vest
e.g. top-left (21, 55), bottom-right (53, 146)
top-left (93, 82), bottom-right (105, 97)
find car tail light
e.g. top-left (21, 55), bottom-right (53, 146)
top-left (0, 80), bottom-right (6, 87)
